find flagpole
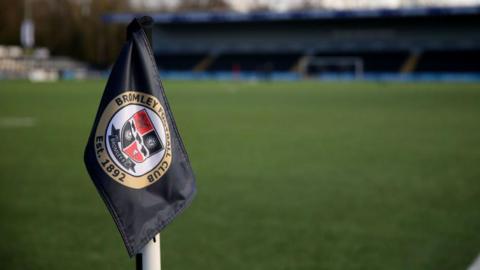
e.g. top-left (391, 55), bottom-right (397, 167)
top-left (136, 234), bottom-right (161, 270)
top-left (132, 15), bottom-right (159, 270)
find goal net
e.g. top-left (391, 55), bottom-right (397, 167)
top-left (298, 56), bottom-right (364, 79)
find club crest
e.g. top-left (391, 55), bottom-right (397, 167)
top-left (120, 109), bottom-right (163, 164)
top-left (94, 92), bottom-right (172, 189)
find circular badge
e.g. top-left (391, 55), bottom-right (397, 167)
top-left (94, 91), bottom-right (172, 189)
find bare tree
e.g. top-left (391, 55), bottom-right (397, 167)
top-left (175, 0), bottom-right (231, 12)
top-left (0, 0), bottom-right (133, 67)
top-left (291, 0), bottom-right (328, 11)
top-left (249, 0), bottom-right (271, 12)
top-left (399, 0), bottom-right (420, 8)
top-left (0, 1), bottom-right (23, 45)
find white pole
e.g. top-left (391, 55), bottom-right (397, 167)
top-left (138, 233), bottom-right (161, 270)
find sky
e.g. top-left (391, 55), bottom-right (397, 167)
top-left (131, 0), bottom-right (480, 11)
top-left (231, 0), bottom-right (480, 11)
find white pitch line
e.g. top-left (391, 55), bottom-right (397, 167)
top-left (0, 117), bottom-right (36, 128)
top-left (467, 254), bottom-right (480, 270)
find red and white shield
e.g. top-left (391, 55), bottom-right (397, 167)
top-left (121, 109), bottom-right (162, 163)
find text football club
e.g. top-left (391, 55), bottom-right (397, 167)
top-left (94, 91), bottom-right (172, 189)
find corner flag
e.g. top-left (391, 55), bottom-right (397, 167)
top-left (84, 17), bottom-right (196, 256)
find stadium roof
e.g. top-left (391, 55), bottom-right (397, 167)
top-left (103, 6), bottom-right (480, 24)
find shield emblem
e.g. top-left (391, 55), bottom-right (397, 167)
top-left (121, 109), bottom-right (163, 163)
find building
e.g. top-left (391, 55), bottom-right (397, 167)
top-left (104, 6), bottom-right (480, 80)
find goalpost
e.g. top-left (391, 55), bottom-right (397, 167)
top-left (297, 56), bottom-right (364, 79)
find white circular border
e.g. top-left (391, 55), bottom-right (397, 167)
top-left (94, 91), bottom-right (172, 189)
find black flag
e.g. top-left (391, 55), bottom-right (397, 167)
top-left (84, 17), bottom-right (196, 256)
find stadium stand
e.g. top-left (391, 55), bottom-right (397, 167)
top-left (416, 49), bottom-right (480, 73)
top-left (155, 53), bottom-right (206, 71)
top-left (0, 45), bottom-right (89, 81)
top-left (105, 6), bottom-right (480, 80)
top-left (209, 53), bottom-right (301, 72)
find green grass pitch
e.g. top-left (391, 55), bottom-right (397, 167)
top-left (1, 80), bottom-right (480, 270)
